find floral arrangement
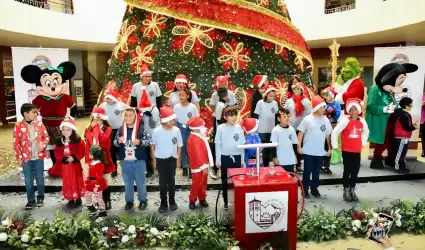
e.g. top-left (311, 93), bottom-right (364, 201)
top-left (0, 199), bottom-right (424, 249)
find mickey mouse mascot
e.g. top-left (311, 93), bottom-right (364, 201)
top-left (21, 61), bottom-right (77, 177)
top-left (366, 62), bottom-right (418, 169)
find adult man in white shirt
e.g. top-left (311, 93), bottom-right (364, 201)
top-left (130, 65), bottom-right (163, 109)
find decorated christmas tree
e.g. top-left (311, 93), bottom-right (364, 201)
top-left (103, 0), bottom-right (314, 131)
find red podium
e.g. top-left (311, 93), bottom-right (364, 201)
top-left (228, 167), bottom-right (298, 250)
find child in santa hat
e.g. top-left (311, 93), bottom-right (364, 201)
top-left (271, 107), bottom-right (298, 173)
top-left (215, 106), bottom-right (245, 210)
top-left (284, 75), bottom-right (311, 173)
top-left (99, 88), bottom-right (127, 178)
top-left (321, 86), bottom-right (342, 174)
top-left (168, 74), bottom-right (200, 113)
top-left (113, 108), bottom-right (151, 211)
top-left (85, 145), bottom-right (108, 217)
top-left (331, 98), bottom-right (369, 202)
top-left (151, 107), bottom-right (183, 213)
top-left (139, 87), bottom-right (161, 178)
top-left (174, 88), bottom-right (199, 177)
top-left (240, 118), bottom-right (263, 169)
top-left (297, 96), bottom-right (332, 199)
top-left (53, 117), bottom-right (86, 208)
top-left (84, 107), bottom-right (115, 210)
top-left (250, 75), bottom-right (269, 118)
top-left (130, 64), bottom-right (163, 109)
top-left (254, 87), bottom-right (278, 166)
top-left (186, 116), bottom-right (213, 210)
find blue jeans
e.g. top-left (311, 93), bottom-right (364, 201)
top-left (23, 159), bottom-right (45, 202)
top-left (302, 155), bottom-right (322, 190)
top-left (177, 122), bottom-right (190, 168)
top-left (121, 160), bottom-right (147, 203)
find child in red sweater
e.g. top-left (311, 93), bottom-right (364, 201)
top-left (186, 116), bottom-right (213, 210)
top-left (85, 145), bottom-right (108, 217)
top-left (84, 107), bottom-right (115, 210)
top-left (331, 98), bottom-right (369, 202)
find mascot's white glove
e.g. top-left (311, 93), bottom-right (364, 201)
top-left (383, 103), bottom-right (395, 114)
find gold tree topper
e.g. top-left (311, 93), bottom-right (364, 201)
top-left (113, 19), bottom-right (137, 58)
top-left (172, 22), bottom-right (214, 54)
top-left (328, 39), bottom-right (340, 85)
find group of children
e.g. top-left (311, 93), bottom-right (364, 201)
top-left (13, 70), bottom-right (419, 215)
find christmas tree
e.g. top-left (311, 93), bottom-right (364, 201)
top-left (103, 0), bottom-right (314, 131)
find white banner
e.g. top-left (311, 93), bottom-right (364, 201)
top-left (374, 47), bottom-right (425, 141)
top-left (12, 47), bottom-right (69, 121)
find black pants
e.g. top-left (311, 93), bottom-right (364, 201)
top-left (110, 129), bottom-right (119, 172)
top-left (145, 146), bottom-right (154, 173)
top-left (421, 123), bottom-right (425, 153)
top-left (102, 187), bottom-right (111, 203)
top-left (392, 138), bottom-right (409, 170)
top-left (342, 151), bottom-right (361, 188)
top-left (211, 118), bottom-right (218, 171)
top-left (259, 133), bottom-right (271, 166)
top-left (221, 155), bottom-right (241, 205)
top-left (281, 165), bottom-right (294, 172)
top-left (323, 141), bottom-right (330, 169)
top-left (157, 157), bottom-right (177, 204)
top-left (295, 131), bottom-right (302, 168)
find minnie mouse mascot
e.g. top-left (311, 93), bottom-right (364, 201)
top-left (21, 61), bottom-right (77, 177)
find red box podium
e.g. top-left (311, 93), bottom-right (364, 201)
top-left (228, 167), bottom-right (298, 250)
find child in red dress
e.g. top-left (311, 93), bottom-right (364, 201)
top-left (85, 145), bottom-right (108, 217)
top-left (54, 117), bottom-right (86, 208)
top-left (84, 107), bottom-right (115, 210)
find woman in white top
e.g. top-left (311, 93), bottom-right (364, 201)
top-left (168, 74), bottom-right (200, 113)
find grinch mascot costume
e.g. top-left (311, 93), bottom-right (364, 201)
top-left (366, 63), bottom-right (418, 169)
top-left (333, 57), bottom-right (365, 108)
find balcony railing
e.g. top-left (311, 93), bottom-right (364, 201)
top-left (325, 3), bottom-right (355, 14)
top-left (14, 0), bottom-right (74, 14)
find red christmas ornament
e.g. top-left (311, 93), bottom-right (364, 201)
top-left (165, 81), bottom-right (175, 92)
top-left (118, 51), bottom-right (126, 62)
top-left (119, 77), bottom-right (133, 105)
top-left (127, 34), bottom-right (140, 46)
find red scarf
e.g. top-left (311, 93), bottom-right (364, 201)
top-left (292, 95), bottom-right (305, 117)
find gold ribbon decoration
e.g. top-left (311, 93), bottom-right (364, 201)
top-left (130, 44), bottom-right (155, 73)
top-left (113, 19), bottom-right (137, 58)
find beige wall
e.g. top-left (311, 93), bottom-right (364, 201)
top-left (311, 56), bottom-right (374, 93)
top-left (86, 51), bottom-right (108, 85)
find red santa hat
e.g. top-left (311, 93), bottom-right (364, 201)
top-left (138, 89), bottom-right (153, 113)
top-left (60, 117), bottom-right (77, 131)
top-left (92, 107), bottom-right (108, 120)
top-left (321, 87), bottom-right (336, 99)
top-left (160, 106), bottom-right (177, 123)
top-left (311, 96), bottom-right (326, 112)
top-left (250, 75), bottom-right (268, 89)
top-left (175, 74), bottom-right (189, 84)
top-left (240, 118), bottom-right (259, 134)
top-left (263, 87), bottom-right (277, 97)
top-left (122, 108), bottom-right (140, 141)
top-left (215, 74), bottom-right (230, 88)
top-left (105, 88), bottom-right (119, 103)
top-left (346, 98), bottom-right (364, 114)
top-left (140, 64), bottom-right (152, 78)
top-left (186, 116), bottom-right (205, 130)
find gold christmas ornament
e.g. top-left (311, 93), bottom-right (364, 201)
top-left (278, 0), bottom-right (289, 16)
top-left (256, 0), bottom-right (269, 6)
top-left (113, 19), bottom-right (137, 58)
top-left (130, 44), bottom-right (155, 73)
top-left (142, 14), bottom-right (168, 38)
top-left (275, 44), bottom-right (284, 54)
top-left (172, 23), bottom-right (214, 54)
top-left (294, 53), bottom-right (305, 72)
top-left (217, 41), bottom-right (251, 72)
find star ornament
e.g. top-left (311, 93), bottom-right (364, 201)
top-left (130, 43), bottom-right (156, 73)
top-left (217, 39), bottom-right (252, 72)
top-left (329, 39), bottom-right (340, 57)
top-left (113, 19), bottom-right (137, 58)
